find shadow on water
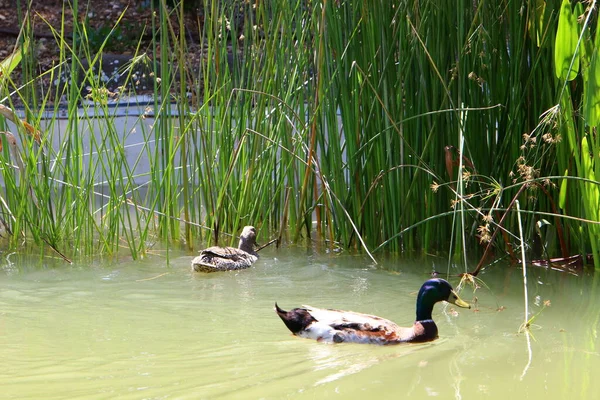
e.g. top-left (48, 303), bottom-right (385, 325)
top-left (0, 248), bottom-right (599, 398)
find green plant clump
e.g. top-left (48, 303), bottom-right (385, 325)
top-left (0, 0), bottom-right (598, 269)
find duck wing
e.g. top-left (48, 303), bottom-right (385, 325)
top-left (302, 305), bottom-right (400, 329)
top-left (298, 306), bottom-right (416, 344)
top-left (192, 246), bottom-right (258, 272)
top-left (201, 246), bottom-right (250, 260)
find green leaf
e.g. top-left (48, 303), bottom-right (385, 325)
top-left (554, 0), bottom-right (579, 81)
top-left (0, 38), bottom-right (27, 78)
top-left (559, 169), bottom-right (568, 210)
top-left (529, 0), bottom-right (546, 48)
top-left (577, 2), bottom-right (592, 82)
top-left (581, 137), bottom-right (599, 221)
top-left (583, 5), bottom-right (600, 127)
top-left (560, 87), bottom-right (578, 155)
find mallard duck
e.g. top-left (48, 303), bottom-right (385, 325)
top-left (275, 278), bottom-right (470, 344)
top-left (191, 226), bottom-right (259, 272)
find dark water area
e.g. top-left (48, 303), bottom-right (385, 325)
top-left (0, 247), bottom-right (598, 399)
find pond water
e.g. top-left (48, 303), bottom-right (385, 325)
top-left (0, 247), bottom-right (598, 399)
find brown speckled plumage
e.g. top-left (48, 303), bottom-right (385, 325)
top-left (191, 226), bottom-right (259, 272)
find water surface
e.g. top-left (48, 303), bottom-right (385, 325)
top-left (1, 248), bottom-right (598, 399)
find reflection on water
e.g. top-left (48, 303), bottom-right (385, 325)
top-left (0, 248), bottom-right (599, 399)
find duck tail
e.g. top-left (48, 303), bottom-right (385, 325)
top-left (274, 303), bottom-right (315, 335)
top-left (274, 302), bottom-right (287, 315)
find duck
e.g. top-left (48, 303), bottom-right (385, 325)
top-left (275, 278), bottom-right (470, 344)
top-left (191, 226), bottom-right (259, 272)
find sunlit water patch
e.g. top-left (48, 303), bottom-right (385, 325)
top-left (0, 248), bottom-right (598, 399)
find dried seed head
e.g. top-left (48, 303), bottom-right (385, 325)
top-left (477, 224), bottom-right (491, 243)
top-left (462, 170), bottom-right (471, 182)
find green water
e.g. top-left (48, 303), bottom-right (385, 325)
top-left (0, 248), bottom-right (598, 399)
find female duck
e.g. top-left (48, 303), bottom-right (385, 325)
top-left (191, 226), bottom-right (259, 272)
top-left (275, 278), bottom-right (470, 344)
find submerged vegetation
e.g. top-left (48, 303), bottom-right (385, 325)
top-left (0, 0), bottom-right (599, 268)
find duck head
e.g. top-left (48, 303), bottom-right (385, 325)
top-left (415, 278), bottom-right (470, 322)
top-left (238, 226), bottom-right (258, 253)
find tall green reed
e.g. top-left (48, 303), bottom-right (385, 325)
top-left (0, 0), bottom-right (597, 265)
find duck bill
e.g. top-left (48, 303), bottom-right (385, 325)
top-left (449, 290), bottom-right (471, 309)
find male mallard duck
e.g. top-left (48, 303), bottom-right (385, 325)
top-left (191, 226), bottom-right (259, 272)
top-left (275, 278), bottom-right (470, 344)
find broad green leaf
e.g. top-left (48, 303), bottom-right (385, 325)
top-left (554, 0), bottom-right (579, 81)
top-left (559, 169), bottom-right (568, 210)
top-left (0, 38), bottom-right (28, 78)
top-left (581, 137), bottom-right (599, 221)
top-left (560, 87), bottom-right (578, 156)
top-left (583, 4), bottom-right (600, 127)
top-left (577, 2), bottom-right (592, 82)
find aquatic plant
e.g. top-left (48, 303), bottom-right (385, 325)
top-left (0, 0), bottom-right (598, 268)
